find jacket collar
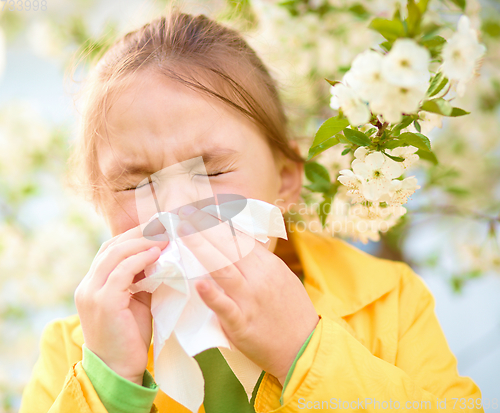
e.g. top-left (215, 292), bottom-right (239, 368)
top-left (287, 220), bottom-right (399, 318)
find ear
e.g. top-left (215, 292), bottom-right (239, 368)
top-left (276, 142), bottom-right (303, 214)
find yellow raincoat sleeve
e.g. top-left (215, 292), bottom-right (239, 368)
top-left (253, 263), bottom-right (484, 413)
top-left (19, 317), bottom-right (108, 413)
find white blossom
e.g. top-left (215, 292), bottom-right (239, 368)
top-left (386, 176), bottom-right (421, 206)
top-left (369, 83), bottom-right (427, 124)
top-left (324, 188), bottom-right (408, 244)
top-left (416, 112), bottom-right (443, 134)
top-left (350, 151), bottom-right (404, 202)
top-left (317, 145), bottom-right (352, 176)
top-left (381, 39), bottom-right (431, 88)
top-left (388, 146), bottom-right (419, 170)
top-left (330, 83), bottom-right (371, 126)
top-left (353, 146), bottom-right (369, 161)
top-left (342, 39), bottom-right (430, 124)
top-left (344, 50), bottom-right (386, 102)
top-left (441, 15), bottom-right (486, 97)
top-left (338, 169), bottom-right (366, 203)
top-left (303, 190), bottom-right (386, 244)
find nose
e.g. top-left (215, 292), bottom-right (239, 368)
top-left (143, 193), bottom-right (248, 239)
top-left (134, 159), bottom-right (211, 222)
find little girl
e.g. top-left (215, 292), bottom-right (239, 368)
top-left (20, 5), bottom-right (483, 413)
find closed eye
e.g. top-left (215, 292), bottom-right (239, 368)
top-left (194, 170), bottom-right (230, 177)
top-left (119, 171), bottom-right (228, 191)
top-left (119, 180), bottom-right (158, 192)
top-left (121, 183), bottom-right (146, 191)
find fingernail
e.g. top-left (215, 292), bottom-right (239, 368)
top-left (177, 220), bottom-right (196, 236)
top-left (148, 246), bottom-right (160, 253)
top-left (179, 205), bottom-right (197, 217)
top-left (197, 280), bottom-right (209, 293)
top-left (149, 233), bottom-right (169, 242)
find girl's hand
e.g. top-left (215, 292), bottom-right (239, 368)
top-left (75, 225), bottom-right (169, 385)
top-left (177, 205), bottom-right (319, 385)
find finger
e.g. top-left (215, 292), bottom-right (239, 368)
top-left (196, 279), bottom-right (243, 332)
top-left (97, 236), bottom-right (120, 256)
top-left (103, 221), bottom-right (169, 253)
top-left (89, 237), bottom-right (169, 288)
top-left (177, 219), bottom-right (246, 297)
top-left (104, 246), bottom-right (163, 292)
top-left (86, 236), bottom-right (121, 276)
top-left (90, 223), bottom-right (166, 273)
top-left (98, 225), bottom-right (144, 255)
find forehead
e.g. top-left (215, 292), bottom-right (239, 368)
top-left (97, 68), bottom-right (262, 177)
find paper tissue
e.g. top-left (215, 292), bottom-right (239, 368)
top-left (128, 196), bottom-right (288, 412)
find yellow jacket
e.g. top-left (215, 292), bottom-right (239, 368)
top-left (20, 225), bottom-right (483, 412)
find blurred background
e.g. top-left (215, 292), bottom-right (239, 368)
top-left (0, 0), bottom-right (499, 410)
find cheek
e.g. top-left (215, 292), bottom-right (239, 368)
top-left (101, 194), bottom-right (140, 236)
top-left (246, 154), bottom-right (281, 199)
top-left (215, 163), bottom-right (280, 204)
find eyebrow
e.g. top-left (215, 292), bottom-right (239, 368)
top-left (106, 147), bottom-right (240, 182)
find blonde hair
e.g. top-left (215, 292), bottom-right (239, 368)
top-left (65, 3), bottom-right (305, 213)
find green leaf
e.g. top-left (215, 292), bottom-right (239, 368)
top-left (421, 99), bottom-right (470, 117)
top-left (325, 78), bottom-right (340, 87)
top-left (348, 4), bottom-right (370, 18)
top-left (421, 35), bottom-right (446, 48)
top-left (421, 98), bottom-right (453, 116)
top-left (406, 0), bottom-right (421, 36)
top-left (365, 128), bottom-right (377, 137)
top-left (393, 5), bottom-right (402, 21)
top-left (414, 133), bottom-right (431, 150)
top-left (383, 139), bottom-right (407, 150)
top-left (380, 40), bottom-right (393, 52)
top-left (338, 65), bottom-right (351, 74)
top-left (426, 72), bottom-right (448, 97)
top-left (413, 120), bottom-right (421, 133)
top-left (421, 22), bottom-right (441, 36)
top-left (482, 20), bottom-right (500, 38)
top-left (343, 128), bottom-right (372, 146)
top-left (304, 162), bottom-right (331, 193)
top-left (318, 189), bottom-right (337, 228)
top-left (382, 151), bottom-right (405, 162)
top-left (338, 134), bottom-right (350, 144)
top-left (399, 132), bottom-right (431, 151)
top-left (341, 147), bottom-right (351, 156)
top-left (450, 107), bottom-right (470, 117)
top-left (369, 17), bottom-right (405, 41)
top-left (416, 148), bottom-right (438, 164)
top-left (422, 35), bottom-right (446, 58)
top-left (391, 116), bottom-right (414, 136)
top-left (421, 35), bottom-right (446, 58)
top-left (417, 0), bottom-right (430, 13)
top-left (449, 0), bottom-right (466, 11)
top-left (451, 276), bottom-right (464, 293)
top-left (311, 116), bottom-right (349, 147)
top-left (445, 186), bottom-right (470, 196)
top-left (307, 136), bottom-right (340, 160)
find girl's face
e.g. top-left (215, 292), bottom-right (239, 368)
top-left (96, 69), bottom-right (303, 252)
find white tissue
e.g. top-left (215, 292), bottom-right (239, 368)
top-left (128, 198), bottom-right (287, 412)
